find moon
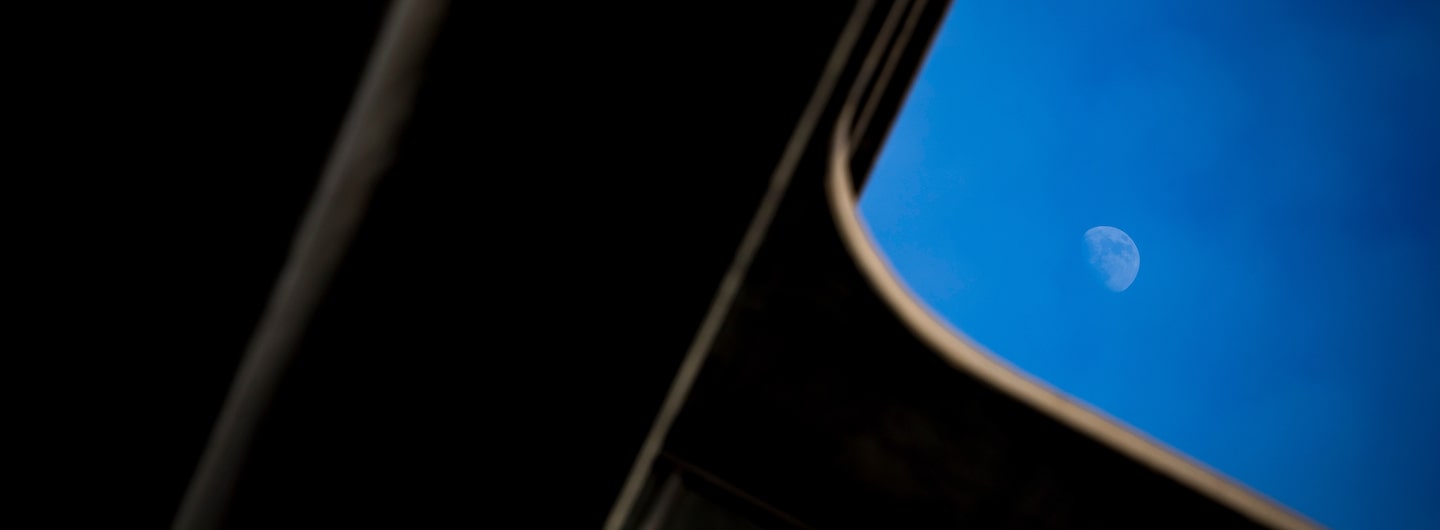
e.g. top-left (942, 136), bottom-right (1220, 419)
top-left (1084, 226), bottom-right (1140, 292)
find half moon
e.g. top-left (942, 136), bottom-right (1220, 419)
top-left (1084, 226), bottom-right (1140, 292)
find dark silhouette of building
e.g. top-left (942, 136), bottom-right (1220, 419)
top-left (85, 1), bottom-right (1311, 527)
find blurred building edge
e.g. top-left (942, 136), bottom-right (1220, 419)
top-left (609, 0), bottom-right (1303, 529)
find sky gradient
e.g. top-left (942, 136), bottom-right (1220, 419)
top-left (859, 1), bottom-right (1440, 528)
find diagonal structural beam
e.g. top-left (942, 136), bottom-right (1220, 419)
top-left (172, 2), bottom-right (448, 528)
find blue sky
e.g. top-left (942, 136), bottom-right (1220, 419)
top-left (858, 1), bottom-right (1440, 528)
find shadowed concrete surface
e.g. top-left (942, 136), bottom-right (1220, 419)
top-left (95, 2), bottom-right (868, 527)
